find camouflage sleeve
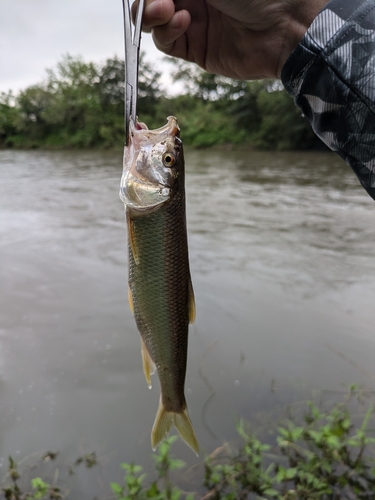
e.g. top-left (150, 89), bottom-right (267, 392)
top-left (281, 0), bottom-right (375, 200)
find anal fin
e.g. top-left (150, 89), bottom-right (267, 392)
top-left (128, 286), bottom-right (134, 314)
top-left (141, 338), bottom-right (155, 389)
top-left (188, 278), bottom-right (196, 324)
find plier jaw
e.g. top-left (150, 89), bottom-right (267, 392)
top-left (122, 0), bottom-right (145, 145)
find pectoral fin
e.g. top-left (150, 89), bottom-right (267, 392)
top-left (141, 338), bottom-right (156, 389)
top-left (188, 278), bottom-right (196, 324)
top-left (126, 209), bottom-right (139, 264)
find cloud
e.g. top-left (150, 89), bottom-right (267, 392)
top-left (0, 0), bottom-right (167, 93)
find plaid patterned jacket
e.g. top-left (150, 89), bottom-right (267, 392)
top-left (281, 0), bottom-right (375, 200)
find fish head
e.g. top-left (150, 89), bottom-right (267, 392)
top-left (120, 116), bottom-right (183, 212)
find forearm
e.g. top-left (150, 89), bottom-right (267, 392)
top-left (281, 0), bottom-right (375, 200)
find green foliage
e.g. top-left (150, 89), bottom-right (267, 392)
top-left (252, 86), bottom-right (318, 151)
top-left (1, 398), bottom-right (375, 498)
top-left (111, 436), bottom-right (189, 500)
top-left (2, 455), bottom-right (60, 500)
top-left (203, 402), bottom-right (375, 499)
top-left (0, 54), bottom-right (322, 151)
top-left (1, 451), bottom-right (97, 499)
top-left (0, 54), bottom-right (162, 150)
top-left (274, 403), bottom-right (375, 498)
top-left (172, 97), bottom-right (246, 147)
top-left (112, 401), bottom-right (375, 499)
top-left (167, 60), bottom-right (320, 150)
top-left (0, 92), bottom-right (19, 147)
top-left (168, 58), bottom-right (247, 102)
top-left (204, 431), bottom-right (278, 499)
top-left (227, 81), bottom-right (263, 134)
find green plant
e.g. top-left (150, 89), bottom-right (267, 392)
top-left (111, 398), bottom-right (375, 499)
top-left (2, 456), bottom-right (61, 500)
top-left (204, 431), bottom-right (279, 499)
top-left (1, 451), bottom-right (98, 499)
top-left (275, 403), bottom-right (375, 498)
top-left (202, 402), bottom-right (375, 499)
top-left (1, 394), bottom-right (375, 499)
top-left (111, 436), bottom-right (194, 500)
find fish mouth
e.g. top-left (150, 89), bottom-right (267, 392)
top-left (129, 116), bottom-right (180, 149)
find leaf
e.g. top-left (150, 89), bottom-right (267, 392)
top-left (146, 482), bottom-right (160, 497)
top-left (262, 488), bottom-right (280, 497)
top-left (31, 477), bottom-right (49, 498)
top-left (111, 482), bottom-right (123, 495)
top-left (169, 458), bottom-right (186, 470)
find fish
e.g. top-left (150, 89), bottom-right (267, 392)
top-left (119, 115), bottom-right (199, 454)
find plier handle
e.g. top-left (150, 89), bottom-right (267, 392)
top-left (122, 0), bottom-right (145, 144)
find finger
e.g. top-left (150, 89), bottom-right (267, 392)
top-left (151, 9), bottom-right (191, 56)
top-left (131, 0), bottom-right (175, 32)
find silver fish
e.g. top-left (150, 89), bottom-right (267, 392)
top-left (120, 116), bottom-right (198, 454)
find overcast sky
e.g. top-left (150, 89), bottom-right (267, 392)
top-left (0, 0), bottom-right (169, 94)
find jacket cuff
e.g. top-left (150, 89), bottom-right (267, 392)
top-left (281, 0), bottom-right (375, 199)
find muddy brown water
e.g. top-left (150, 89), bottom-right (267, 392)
top-left (1, 148), bottom-right (375, 496)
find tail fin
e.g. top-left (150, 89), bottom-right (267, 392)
top-left (151, 397), bottom-right (199, 455)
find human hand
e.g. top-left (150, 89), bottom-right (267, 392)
top-left (137, 0), bottom-right (329, 79)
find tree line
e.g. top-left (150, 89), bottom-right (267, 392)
top-left (0, 54), bottom-right (322, 150)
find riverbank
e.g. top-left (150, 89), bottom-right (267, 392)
top-left (0, 55), bottom-right (323, 152)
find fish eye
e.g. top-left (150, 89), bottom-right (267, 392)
top-left (162, 152), bottom-right (176, 167)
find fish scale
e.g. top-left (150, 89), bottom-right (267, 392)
top-left (121, 117), bottom-right (198, 454)
top-left (128, 192), bottom-right (190, 413)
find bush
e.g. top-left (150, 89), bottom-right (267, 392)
top-left (2, 392), bottom-right (375, 499)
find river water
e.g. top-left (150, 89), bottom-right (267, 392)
top-left (1, 148), bottom-right (375, 496)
